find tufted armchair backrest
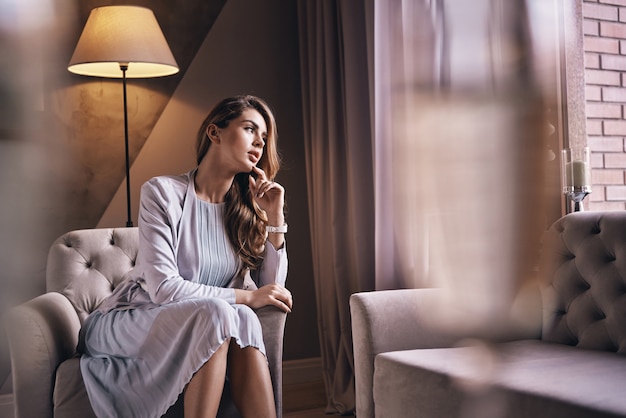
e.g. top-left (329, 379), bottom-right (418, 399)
top-left (541, 211), bottom-right (626, 354)
top-left (46, 228), bottom-right (139, 324)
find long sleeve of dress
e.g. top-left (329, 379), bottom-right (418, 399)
top-left (136, 173), bottom-right (288, 306)
top-left (137, 177), bottom-right (237, 305)
top-left (253, 241), bottom-right (288, 287)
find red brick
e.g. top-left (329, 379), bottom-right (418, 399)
top-left (584, 3), bottom-right (619, 20)
top-left (588, 135), bottom-right (625, 151)
top-left (601, 0), bottom-right (626, 6)
top-left (601, 54), bottom-right (626, 70)
top-left (588, 200), bottom-right (626, 210)
top-left (586, 102), bottom-right (623, 117)
top-left (601, 86), bottom-right (626, 101)
top-left (588, 120), bottom-right (604, 135)
top-left (591, 152), bottom-right (605, 168)
top-left (592, 168), bottom-right (625, 183)
top-left (620, 7), bottom-right (626, 21)
top-left (605, 119), bottom-right (626, 134)
top-left (585, 36), bottom-right (620, 53)
top-left (606, 185), bottom-right (626, 199)
top-left (586, 69), bottom-right (621, 85)
top-left (585, 19), bottom-right (600, 36)
top-left (605, 152), bottom-right (626, 166)
top-left (600, 21), bottom-right (626, 37)
top-left (586, 85), bottom-right (602, 100)
top-left (590, 186), bottom-right (606, 201)
top-left (586, 52), bottom-right (601, 68)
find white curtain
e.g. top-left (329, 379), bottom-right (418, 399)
top-left (298, 0), bottom-right (554, 413)
top-left (374, 0), bottom-right (443, 290)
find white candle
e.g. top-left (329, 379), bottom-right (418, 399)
top-left (567, 160), bottom-right (588, 187)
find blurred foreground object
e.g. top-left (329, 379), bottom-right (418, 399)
top-left (389, 0), bottom-right (553, 337)
top-left (0, 0), bottom-right (74, 397)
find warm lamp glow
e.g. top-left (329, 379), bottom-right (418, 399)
top-left (68, 5), bottom-right (179, 78)
top-left (68, 5), bottom-right (178, 227)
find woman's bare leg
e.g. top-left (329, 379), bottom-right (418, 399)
top-left (228, 340), bottom-right (277, 418)
top-left (184, 338), bottom-right (230, 418)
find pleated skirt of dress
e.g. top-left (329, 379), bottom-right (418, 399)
top-left (79, 297), bottom-right (265, 418)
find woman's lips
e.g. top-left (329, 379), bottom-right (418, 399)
top-left (248, 152), bottom-right (260, 163)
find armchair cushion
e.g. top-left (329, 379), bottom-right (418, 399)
top-left (46, 228), bottom-right (138, 324)
top-left (374, 340), bottom-right (626, 418)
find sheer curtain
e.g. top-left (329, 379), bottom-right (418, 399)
top-left (298, 0), bottom-right (551, 413)
top-left (297, 1), bottom-right (375, 414)
top-left (297, 0), bottom-right (445, 413)
top-left (374, 0), bottom-right (443, 290)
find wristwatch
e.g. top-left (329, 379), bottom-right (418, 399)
top-left (267, 223), bottom-right (288, 233)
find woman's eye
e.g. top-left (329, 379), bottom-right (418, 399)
top-left (245, 126), bottom-right (254, 133)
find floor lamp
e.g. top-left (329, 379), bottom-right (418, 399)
top-left (68, 5), bottom-right (179, 227)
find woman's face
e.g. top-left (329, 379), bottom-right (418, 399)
top-left (212, 108), bottom-right (267, 175)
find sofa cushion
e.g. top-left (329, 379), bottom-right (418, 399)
top-left (541, 212), bottom-right (626, 354)
top-left (373, 340), bottom-right (626, 418)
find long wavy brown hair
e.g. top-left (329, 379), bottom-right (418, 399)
top-left (196, 95), bottom-right (281, 271)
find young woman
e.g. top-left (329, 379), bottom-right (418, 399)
top-left (79, 95), bottom-right (293, 418)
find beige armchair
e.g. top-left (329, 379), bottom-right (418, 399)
top-left (350, 211), bottom-right (626, 418)
top-left (5, 227), bottom-right (287, 418)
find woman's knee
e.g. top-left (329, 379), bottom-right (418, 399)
top-left (193, 298), bottom-right (236, 321)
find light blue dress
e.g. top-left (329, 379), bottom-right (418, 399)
top-left (79, 170), bottom-right (288, 418)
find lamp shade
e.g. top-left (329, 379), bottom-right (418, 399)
top-left (68, 5), bottom-right (179, 78)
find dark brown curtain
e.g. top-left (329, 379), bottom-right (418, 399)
top-left (297, 0), bottom-right (375, 414)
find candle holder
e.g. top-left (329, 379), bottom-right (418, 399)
top-left (561, 147), bottom-right (591, 212)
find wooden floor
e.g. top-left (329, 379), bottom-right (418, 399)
top-left (1, 388), bottom-right (336, 418)
top-left (283, 378), bottom-right (328, 417)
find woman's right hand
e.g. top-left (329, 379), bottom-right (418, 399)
top-left (235, 284), bottom-right (293, 313)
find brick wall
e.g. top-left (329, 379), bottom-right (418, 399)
top-left (583, 0), bottom-right (626, 210)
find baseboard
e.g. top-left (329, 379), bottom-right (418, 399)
top-left (0, 393), bottom-right (13, 418)
top-left (283, 357), bottom-right (323, 386)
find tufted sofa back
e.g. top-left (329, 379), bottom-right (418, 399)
top-left (46, 228), bottom-right (139, 324)
top-left (541, 211), bottom-right (626, 354)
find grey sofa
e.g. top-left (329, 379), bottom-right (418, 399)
top-left (5, 227), bottom-right (287, 418)
top-left (351, 211), bottom-right (626, 418)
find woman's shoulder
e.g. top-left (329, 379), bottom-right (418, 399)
top-left (143, 171), bottom-right (191, 193)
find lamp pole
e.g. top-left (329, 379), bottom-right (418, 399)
top-left (120, 63), bottom-right (133, 227)
top-left (67, 6), bottom-right (179, 227)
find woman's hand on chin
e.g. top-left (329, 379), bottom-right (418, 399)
top-left (249, 166), bottom-right (285, 223)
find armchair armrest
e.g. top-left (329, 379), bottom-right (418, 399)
top-left (350, 288), bottom-right (458, 418)
top-left (350, 286), bottom-right (542, 418)
top-left (5, 292), bottom-right (80, 418)
top-left (256, 306), bottom-right (287, 417)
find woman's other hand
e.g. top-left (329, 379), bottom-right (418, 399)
top-left (235, 284), bottom-right (293, 313)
